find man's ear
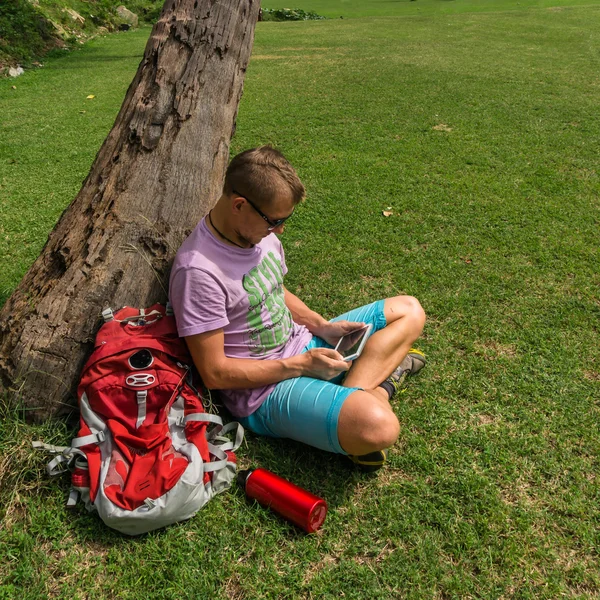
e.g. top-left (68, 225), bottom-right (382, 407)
top-left (231, 194), bottom-right (245, 214)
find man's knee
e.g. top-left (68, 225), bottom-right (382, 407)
top-left (408, 296), bottom-right (426, 337)
top-left (363, 408), bottom-right (399, 449)
top-left (384, 295), bottom-right (426, 336)
top-left (339, 393), bottom-right (400, 452)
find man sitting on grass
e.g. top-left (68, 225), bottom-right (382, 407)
top-left (169, 146), bottom-right (426, 470)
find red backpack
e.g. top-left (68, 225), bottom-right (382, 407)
top-left (34, 304), bottom-right (243, 535)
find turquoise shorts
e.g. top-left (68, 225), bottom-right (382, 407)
top-left (238, 300), bottom-right (387, 454)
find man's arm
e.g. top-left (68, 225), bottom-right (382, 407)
top-left (283, 286), bottom-right (329, 332)
top-left (186, 328), bottom-right (349, 390)
top-left (283, 286), bottom-right (364, 346)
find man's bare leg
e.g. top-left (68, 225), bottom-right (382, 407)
top-left (336, 295), bottom-right (425, 456)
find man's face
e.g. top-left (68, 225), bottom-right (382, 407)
top-left (234, 190), bottom-right (296, 245)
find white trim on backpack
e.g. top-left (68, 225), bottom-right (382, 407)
top-left (136, 390), bottom-right (147, 428)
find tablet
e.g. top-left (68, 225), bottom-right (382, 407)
top-left (334, 324), bottom-right (373, 362)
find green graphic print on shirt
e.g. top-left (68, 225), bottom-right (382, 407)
top-left (242, 251), bottom-right (293, 355)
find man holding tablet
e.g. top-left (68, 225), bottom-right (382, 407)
top-left (169, 146), bottom-right (426, 470)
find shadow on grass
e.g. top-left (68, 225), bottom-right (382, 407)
top-left (53, 432), bottom-right (369, 545)
top-left (1, 388), bottom-right (368, 544)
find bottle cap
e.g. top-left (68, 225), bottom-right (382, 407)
top-left (236, 469), bottom-right (252, 490)
top-left (307, 501), bottom-right (327, 533)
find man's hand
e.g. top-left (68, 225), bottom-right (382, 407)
top-left (301, 348), bottom-right (351, 380)
top-left (311, 320), bottom-right (366, 348)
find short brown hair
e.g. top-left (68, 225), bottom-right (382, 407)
top-left (224, 146), bottom-right (305, 208)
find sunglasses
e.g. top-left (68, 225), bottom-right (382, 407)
top-left (233, 189), bottom-right (294, 231)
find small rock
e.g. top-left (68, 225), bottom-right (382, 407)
top-left (116, 6), bottom-right (139, 28)
top-left (9, 66), bottom-right (24, 77)
top-left (12, 85), bottom-right (17, 90)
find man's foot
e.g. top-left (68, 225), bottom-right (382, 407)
top-left (348, 449), bottom-right (389, 472)
top-left (383, 348), bottom-right (426, 397)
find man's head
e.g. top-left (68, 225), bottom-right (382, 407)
top-left (224, 146), bottom-right (305, 212)
top-left (214, 146), bottom-right (305, 247)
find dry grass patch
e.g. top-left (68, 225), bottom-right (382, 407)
top-left (473, 340), bottom-right (518, 359)
top-left (222, 574), bottom-right (247, 600)
top-left (251, 54), bottom-right (290, 60)
top-left (34, 537), bottom-right (111, 599)
top-left (499, 476), bottom-right (539, 509)
top-left (372, 466), bottom-right (414, 488)
top-left (301, 553), bottom-right (340, 586)
top-left (0, 430), bottom-right (60, 527)
top-left (278, 47), bottom-right (331, 51)
top-left (353, 539), bottom-right (397, 567)
top-left (476, 413), bottom-right (499, 426)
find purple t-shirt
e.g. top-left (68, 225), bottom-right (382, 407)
top-left (169, 217), bottom-right (313, 417)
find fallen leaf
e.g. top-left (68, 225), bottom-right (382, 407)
top-left (80, 110), bottom-right (86, 114)
top-left (86, 95), bottom-right (95, 99)
top-left (432, 123), bottom-right (452, 132)
top-left (11, 86), bottom-right (16, 90)
top-left (382, 211), bottom-right (393, 217)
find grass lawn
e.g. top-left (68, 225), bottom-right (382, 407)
top-left (1, 0), bottom-right (599, 598)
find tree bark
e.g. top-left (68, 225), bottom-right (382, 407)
top-left (0, 0), bottom-right (260, 420)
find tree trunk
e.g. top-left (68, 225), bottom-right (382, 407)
top-left (0, 0), bottom-right (260, 420)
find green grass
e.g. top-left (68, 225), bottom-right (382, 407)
top-left (1, 1), bottom-right (600, 598)
top-left (262, 0), bottom-right (600, 18)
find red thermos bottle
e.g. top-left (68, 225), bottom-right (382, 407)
top-left (238, 468), bottom-right (328, 533)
